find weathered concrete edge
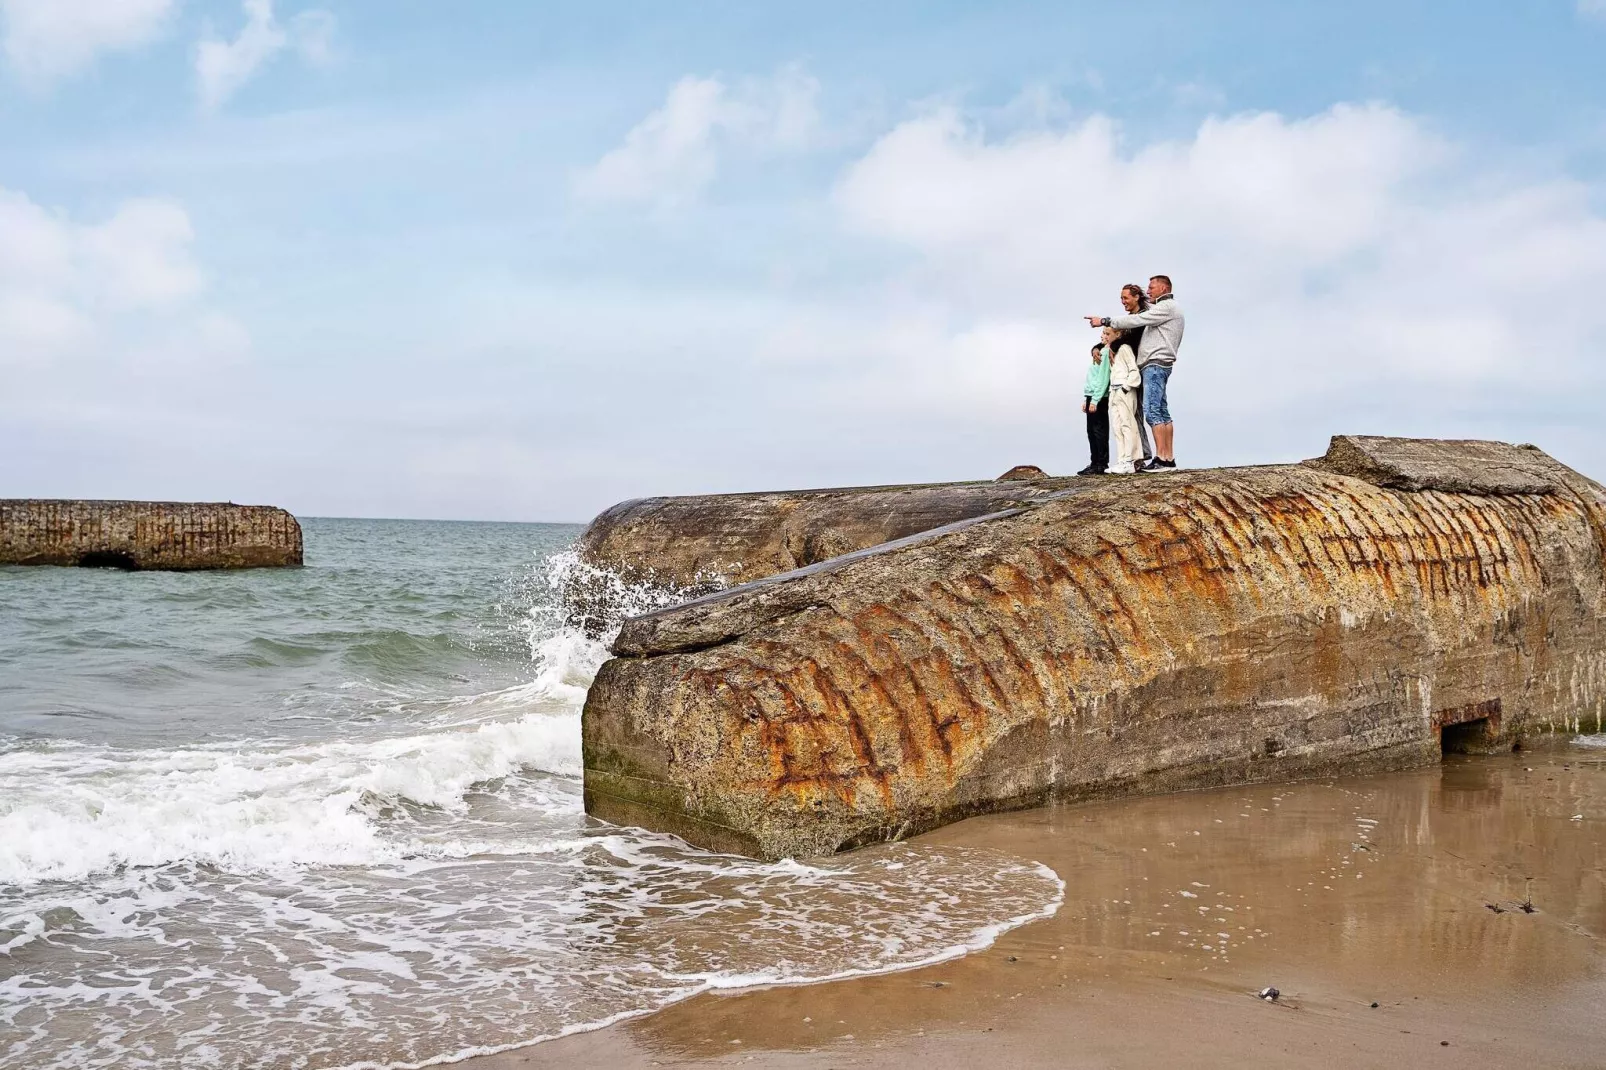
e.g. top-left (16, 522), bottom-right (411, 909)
top-left (584, 732), bottom-right (1432, 861)
top-left (598, 473), bottom-right (1082, 510)
top-left (565, 473), bottom-right (1103, 635)
top-left (610, 504), bottom-right (1038, 656)
top-left (1304, 435), bottom-right (1562, 495)
top-left (584, 773), bottom-right (767, 857)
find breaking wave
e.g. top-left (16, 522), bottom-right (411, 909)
top-left (0, 711), bottom-right (582, 887)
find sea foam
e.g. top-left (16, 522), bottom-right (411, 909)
top-left (0, 709), bottom-right (585, 886)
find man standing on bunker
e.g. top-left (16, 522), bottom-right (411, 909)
top-left (1087, 275), bottom-right (1184, 470)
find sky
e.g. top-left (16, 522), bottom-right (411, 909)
top-left (2, 2), bottom-right (1605, 522)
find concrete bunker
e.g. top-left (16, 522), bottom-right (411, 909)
top-left (577, 436), bottom-right (1606, 859)
top-left (1, 500), bottom-right (303, 571)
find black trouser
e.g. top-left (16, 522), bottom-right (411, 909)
top-left (1134, 381), bottom-right (1155, 461)
top-left (1085, 396), bottom-right (1109, 471)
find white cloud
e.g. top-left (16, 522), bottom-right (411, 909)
top-left (576, 75), bottom-right (726, 204)
top-left (0, 188), bottom-right (74, 288)
top-left (1580, 0), bottom-right (1606, 22)
top-left (288, 7), bottom-right (334, 64)
top-left (829, 101), bottom-right (1606, 445)
top-left (0, 186), bottom-right (241, 371)
top-left (0, 0), bottom-right (174, 87)
top-left (81, 199), bottom-right (202, 308)
top-left (574, 64), bottom-right (821, 206)
top-left (196, 0), bottom-right (333, 111)
top-left (762, 63), bottom-right (824, 151)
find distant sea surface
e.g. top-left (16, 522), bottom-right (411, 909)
top-left (0, 518), bottom-right (1061, 1069)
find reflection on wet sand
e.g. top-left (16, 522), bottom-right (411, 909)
top-left (1001, 751), bottom-right (1606, 989)
top-left (485, 743), bottom-right (1606, 1069)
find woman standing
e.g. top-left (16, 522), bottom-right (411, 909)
top-left (1118, 283), bottom-right (1156, 467)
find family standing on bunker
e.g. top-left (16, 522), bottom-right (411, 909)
top-left (1081, 275), bottom-right (1185, 474)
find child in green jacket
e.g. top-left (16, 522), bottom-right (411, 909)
top-left (1079, 343), bottom-right (1111, 475)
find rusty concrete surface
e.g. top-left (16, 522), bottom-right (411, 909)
top-left (563, 474), bottom-right (1083, 631)
top-left (0, 499), bottom-right (303, 570)
top-left (581, 437), bottom-right (1606, 859)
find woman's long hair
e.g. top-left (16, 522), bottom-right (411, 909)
top-left (1117, 284), bottom-right (1148, 356)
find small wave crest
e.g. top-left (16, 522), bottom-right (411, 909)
top-left (525, 628), bottom-right (612, 707)
top-left (530, 548), bottom-right (730, 644)
top-left (0, 711), bottom-right (584, 887)
top-left (509, 546), bottom-right (730, 707)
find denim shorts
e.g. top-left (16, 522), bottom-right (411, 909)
top-left (1141, 363), bottom-right (1173, 425)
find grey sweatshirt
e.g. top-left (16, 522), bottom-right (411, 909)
top-left (1106, 294), bottom-right (1184, 368)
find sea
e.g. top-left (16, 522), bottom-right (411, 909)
top-left (0, 518), bottom-right (1063, 1069)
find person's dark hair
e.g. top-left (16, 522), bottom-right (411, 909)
top-left (1150, 274), bottom-right (1173, 293)
top-left (1116, 328), bottom-right (1142, 353)
top-left (1121, 283), bottom-right (1150, 311)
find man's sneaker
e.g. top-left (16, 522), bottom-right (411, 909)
top-left (1140, 458), bottom-right (1176, 472)
top-left (1076, 464), bottom-right (1108, 476)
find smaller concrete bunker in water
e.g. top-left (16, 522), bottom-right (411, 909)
top-left (0, 500), bottom-right (303, 571)
top-left (576, 437), bottom-right (1606, 859)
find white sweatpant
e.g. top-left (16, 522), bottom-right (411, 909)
top-left (1109, 386), bottom-right (1142, 473)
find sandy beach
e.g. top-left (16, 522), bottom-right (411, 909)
top-left (475, 744), bottom-right (1606, 1069)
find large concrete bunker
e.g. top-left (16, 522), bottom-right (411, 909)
top-left (578, 437), bottom-right (1606, 859)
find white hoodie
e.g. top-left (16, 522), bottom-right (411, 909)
top-left (1107, 342), bottom-right (1141, 389)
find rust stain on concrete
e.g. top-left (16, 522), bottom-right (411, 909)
top-left (580, 437), bottom-right (1606, 858)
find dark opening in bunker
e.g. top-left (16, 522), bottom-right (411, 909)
top-left (77, 551), bottom-right (139, 570)
top-left (1441, 717), bottom-right (1494, 755)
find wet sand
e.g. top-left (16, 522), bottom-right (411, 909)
top-left (470, 745), bottom-right (1606, 1069)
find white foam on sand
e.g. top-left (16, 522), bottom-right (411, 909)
top-left (1, 829), bottom-right (1065, 1070)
